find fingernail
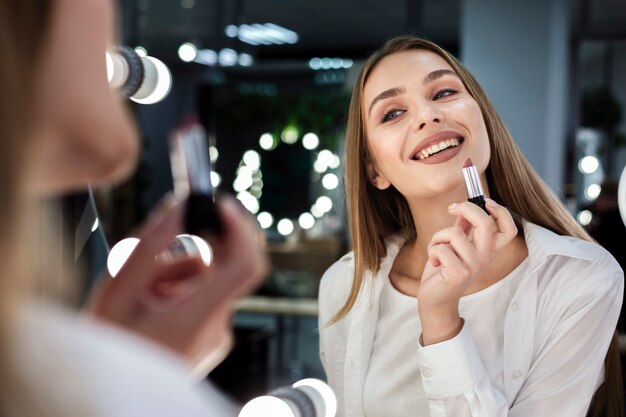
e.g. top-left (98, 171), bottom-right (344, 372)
top-left (448, 203), bottom-right (458, 211)
top-left (486, 198), bottom-right (498, 208)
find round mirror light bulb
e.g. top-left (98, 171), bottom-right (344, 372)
top-left (107, 237), bottom-right (140, 278)
top-left (131, 56), bottom-right (172, 105)
top-left (238, 396), bottom-right (296, 417)
top-left (292, 378), bottom-right (337, 417)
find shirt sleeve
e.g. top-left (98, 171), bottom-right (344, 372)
top-left (417, 269), bottom-right (623, 417)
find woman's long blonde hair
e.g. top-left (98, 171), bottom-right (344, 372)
top-left (0, 2), bottom-right (58, 416)
top-left (335, 35), bottom-right (623, 417)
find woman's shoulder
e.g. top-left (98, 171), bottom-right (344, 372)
top-left (12, 300), bottom-right (236, 417)
top-left (318, 252), bottom-right (355, 317)
top-left (523, 221), bottom-right (623, 300)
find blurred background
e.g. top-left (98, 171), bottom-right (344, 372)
top-left (64, 0), bottom-right (626, 407)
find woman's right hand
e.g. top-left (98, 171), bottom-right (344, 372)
top-left (417, 199), bottom-right (517, 345)
top-left (86, 194), bottom-right (269, 376)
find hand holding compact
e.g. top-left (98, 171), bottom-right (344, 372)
top-left (417, 199), bottom-right (517, 345)
top-left (87, 195), bottom-right (269, 376)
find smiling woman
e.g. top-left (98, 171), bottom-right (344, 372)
top-left (318, 35), bottom-right (624, 417)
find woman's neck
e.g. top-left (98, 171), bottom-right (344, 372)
top-left (390, 190), bottom-right (528, 297)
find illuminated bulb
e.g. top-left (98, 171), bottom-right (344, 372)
top-left (298, 213), bottom-right (315, 229)
top-left (281, 126), bottom-right (299, 144)
top-left (260, 133), bottom-right (275, 150)
top-left (130, 56), bottom-right (172, 104)
top-left (239, 378), bottom-right (336, 417)
top-left (105, 46), bottom-right (172, 104)
top-left (277, 219), bottom-right (294, 236)
top-left (174, 234), bottom-right (212, 265)
top-left (311, 204), bottom-right (324, 218)
top-left (577, 210), bottom-right (593, 226)
top-left (243, 150), bottom-right (261, 171)
top-left (328, 154), bottom-right (341, 169)
top-left (293, 378), bottom-right (338, 417)
top-left (238, 53), bottom-right (254, 67)
top-left (586, 183), bottom-right (601, 200)
top-left (225, 24), bottom-right (239, 38)
top-left (313, 160), bottom-right (328, 174)
top-left (316, 196), bottom-right (333, 213)
top-left (302, 133), bottom-right (320, 150)
top-left (91, 218), bottom-right (99, 232)
top-left (237, 191), bottom-right (260, 214)
top-left (218, 48), bottom-right (238, 66)
top-left (209, 146), bottom-right (219, 163)
top-left (309, 57), bottom-right (322, 70)
top-left (239, 396), bottom-right (296, 417)
top-left (257, 212), bottom-right (274, 229)
top-left (134, 46), bottom-right (148, 57)
top-left (322, 173), bottom-right (339, 190)
top-left (178, 42), bottom-right (198, 62)
top-left (579, 155), bottom-right (599, 174)
top-left (210, 171), bottom-right (221, 187)
top-left (107, 237), bottom-right (140, 278)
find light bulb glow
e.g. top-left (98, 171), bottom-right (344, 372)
top-left (134, 46), bottom-right (148, 57)
top-left (292, 378), bottom-right (337, 417)
top-left (586, 183), bottom-right (601, 200)
top-left (176, 234), bottom-right (213, 265)
top-left (91, 218), bottom-right (99, 232)
top-left (322, 173), bottom-right (339, 190)
top-left (238, 396), bottom-right (296, 417)
top-left (209, 146), bottom-right (219, 163)
top-left (130, 56), bottom-right (172, 104)
top-left (577, 210), bottom-right (593, 226)
top-left (302, 132), bottom-right (320, 150)
top-left (243, 150), bottom-right (261, 171)
top-left (579, 155), bottom-right (600, 174)
top-left (105, 52), bottom-right (114, 82)
top-left (257, 212), bottom-right (274, 229)
top-left (277, 218), bottom-right (294, 236)
top-left (316, 196), bottom-right (333, 213)
top-left (178, 42), bottom-right (198, 62)
top-left (260, 133), bottom-right (275, 150)
top-left (107, 237), bottom-right (140, 278)
top-left (298, 212), bottom-right (315, 229)
top-left (210, 171), bottom-right (221, 187)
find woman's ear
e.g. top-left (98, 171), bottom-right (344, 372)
top-left (366, 160), bottom-right (391, 190)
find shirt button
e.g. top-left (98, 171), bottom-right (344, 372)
top-left (422, 368), bottom-right (433, 378)
top-left (511, 302), bottom-right (519, 311)
top-left (511, 369), bottom-right (522, 379)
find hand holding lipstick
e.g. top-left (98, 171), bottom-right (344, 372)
top-left (417, 199), bottom-right (518, 346)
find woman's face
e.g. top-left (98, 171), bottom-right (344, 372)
top-left (362, 49), bottom-right (490, 200)
top-left (31, 0), bottom-right (139, 195)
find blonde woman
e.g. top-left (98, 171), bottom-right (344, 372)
top-left (318, 36), bottom-right (624, 417)
top-left (1, 1), bottom-right (266, 415)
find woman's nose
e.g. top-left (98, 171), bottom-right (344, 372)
top-left (414, 103), bottom-right (443, 130)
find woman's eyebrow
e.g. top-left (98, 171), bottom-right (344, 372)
top-left (423, 69), bottom-right (458, 85)
top-left (367, 86), bottom-right (406, 117)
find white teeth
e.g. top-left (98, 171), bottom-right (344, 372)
top-left (416, 138), bottom-right (461, 160)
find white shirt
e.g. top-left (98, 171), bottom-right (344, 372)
top-left (318, 220), bottom-right (623, 417)
top-left (10, 300), bottom-right (239, 417)
top-left (363, 257), bottom-right (529, 417)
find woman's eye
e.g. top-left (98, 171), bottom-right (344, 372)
top-left (381, 109), bottom-right (403, 123)
top-left (433, 89), bottom-right (457, 100)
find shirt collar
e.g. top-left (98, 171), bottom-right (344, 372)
top-left (521, 219), bottom-right (595, 269)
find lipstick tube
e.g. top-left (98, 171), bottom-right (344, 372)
top-left (169, 122), bottom-right (222, 235)
top-left (462, 160), bottom-right (488, 213)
